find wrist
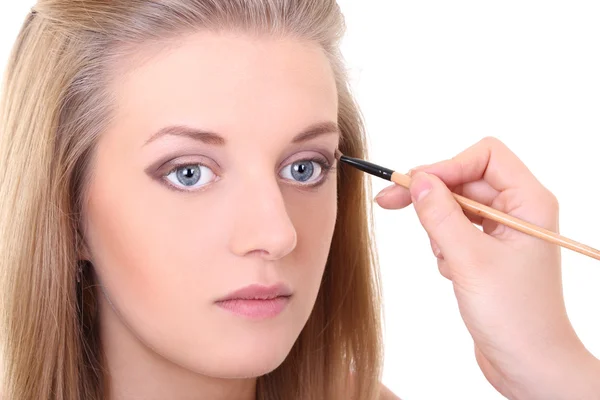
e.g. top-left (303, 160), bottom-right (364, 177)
top-left (511, 343), bottom-right (600, 400)
top-left (557, 350), bottom-right (600, 400)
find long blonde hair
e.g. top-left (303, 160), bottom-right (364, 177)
top-left (0, 1), bottom-right (384, 399)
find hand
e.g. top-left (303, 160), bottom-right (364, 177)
top-left (375, 137), bottom-right (600, 399)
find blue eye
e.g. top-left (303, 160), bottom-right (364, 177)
top-left (280, 160), bottom-right (324, 184)
top-left (165, 164), bottom-right (216, 189)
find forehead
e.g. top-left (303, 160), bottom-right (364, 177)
top-left (110, 32), bottom-right (339, 144)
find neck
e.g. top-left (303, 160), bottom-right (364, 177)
top-left (97, 291), bottom-right (256, 400)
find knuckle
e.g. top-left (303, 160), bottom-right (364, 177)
top-left (437, 260), bottom-right (452, 280)
top-left (543, 188), bottom-right (560, 212)
top-left (479, 135), bottom-right (510, 153)
top-left (480, 135), bottom-right (502, 147)
top-left (420, 200), bottom-right (459, 230)
top-left (448, 154), bottom-right (469, 182)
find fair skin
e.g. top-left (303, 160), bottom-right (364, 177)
top-left (77, 28), bottom-right (597, 400)
top-left (377, 137), bottom-right (600, 399)
top-left (82, 32), bottom-right (342, 399)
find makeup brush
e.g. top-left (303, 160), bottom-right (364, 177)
top-left (336, 152), bottom-right (600, 261)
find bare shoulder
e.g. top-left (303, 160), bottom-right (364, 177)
top-left (379, 382), bottom-right (401, 400)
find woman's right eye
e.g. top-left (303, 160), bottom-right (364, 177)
top-left (165, 164), bottom-right (217, 190)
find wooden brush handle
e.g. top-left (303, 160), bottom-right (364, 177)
top-left (390, 172), bottom-right (600, 261)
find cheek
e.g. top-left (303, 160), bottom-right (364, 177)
top-left (292, 192), bottom-right (337, 257)
top-left (83, 165), bottom-right (224, 324)
top-left (82, 152), bottom-right (338, 377)
top-left (283, 179), bottom-right (338, 297)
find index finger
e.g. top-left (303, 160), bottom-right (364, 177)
top-left (410, 136), bottom-right (539, 192)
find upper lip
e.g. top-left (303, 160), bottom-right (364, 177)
top-left (216, 283), bottom-right (293, 301)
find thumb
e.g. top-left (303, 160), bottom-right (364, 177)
top-left (409, 171), bottom-right (492, 261)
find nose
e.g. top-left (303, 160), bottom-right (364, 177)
top-left (228, 178), bottom-right (297, 261)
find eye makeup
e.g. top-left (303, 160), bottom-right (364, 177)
top-left (144, 148), bottom-right (338, 194)
top-left (275, 145), bottom-right (338, 190)
top-left (278, 155), bottom-right (336, 190)
top-left (144, 154), bottom-right (222, 193)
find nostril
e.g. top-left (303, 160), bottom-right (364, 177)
top-left (246, 249), bottom-right (270, 257)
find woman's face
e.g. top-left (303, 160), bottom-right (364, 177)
top-left (81, 31), bottom-right (339, 378)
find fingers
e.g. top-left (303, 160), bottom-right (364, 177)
top-left (374, 184), bottom-right (412, 209)
top-left (393, 137), bottom-right (559, 234)
top-left (410, 136), bottom-right (538, 192)
top-left (429, 237), bottom-right (443, 259)
top-left (430, 238), bottom-right (454, 280)
top-left (375, 183), bottom-right (489, 226)
top-left (437, 258), bottom-right (452, 281)
top-left (409, 171), bottom-right (496, 263)
top-left (375, 169), bottom-right (500, 211)
top-left (453, 180), bottom-right (499, 208)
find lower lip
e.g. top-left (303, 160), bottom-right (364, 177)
top-left (215, 296), bottom-right (290, 319)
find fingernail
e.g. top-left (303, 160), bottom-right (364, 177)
top-left (374, 184), bottom-right (395, 200)
top-left (430, 238), bottom-right (443, 259)
top-left (410, 172), bottom-right (432, 203)
top-left (408, 164), bottom-right (430, 176)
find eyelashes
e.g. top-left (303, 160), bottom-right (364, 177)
top-left (159, 156), bottom-right (335, 193)
top-left (164, 164), bottom-right (217, 190)
top-left (279, 157), bottom-right (334, 187)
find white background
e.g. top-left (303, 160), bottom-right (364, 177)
top-left (2, 2), bottom-right (599, 399)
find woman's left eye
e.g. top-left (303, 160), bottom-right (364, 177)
top-left (279, 159), bottom-right (325, 184)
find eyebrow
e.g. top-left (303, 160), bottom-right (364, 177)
top-left (143, 121), bottom-right (340, 147)
top-left (144, 125), bottom-right (225, 146)
top-left (291, 121), bottom-right (340, 143)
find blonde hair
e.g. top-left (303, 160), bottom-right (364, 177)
top-left (0, 1), bottom-right (384, 399)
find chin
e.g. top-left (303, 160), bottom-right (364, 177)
top-left (169, 325), bottom-right (300, 379)
top-left (197, 344), bottom-right (293, 379)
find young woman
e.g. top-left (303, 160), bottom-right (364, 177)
top-left (1, 1), bottom-right (598, 399)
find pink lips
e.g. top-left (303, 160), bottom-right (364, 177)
top-left (215, 283), bottom-right (292, 319)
